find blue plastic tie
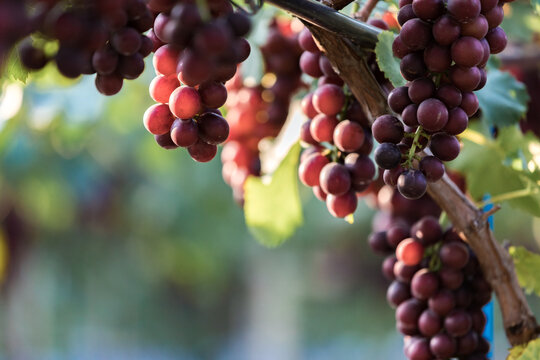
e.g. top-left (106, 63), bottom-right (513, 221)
top-left (482, 194), bottom-right (494, 359)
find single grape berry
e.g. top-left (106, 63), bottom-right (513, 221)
top-left (375, 143), bottom-right (402, 169)
top-left (372, 115), bottom-right (405, 144)
top-left (396, 238), bottom-right (424, 266)
top-left (397, 170), bottom-right (427, 200)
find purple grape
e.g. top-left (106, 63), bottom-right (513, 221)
top-left (375, 143), bottom-right (403, 169)
top-left (373, 115), bottom-right (405, 144)
top-left (397, 170), bottom-right (428, 200)
top-left (417, 98), bottom-right (449, 132)
top-left (420, 156), bottom-right (445, 182)
top-left (430, 133), bottom-right (460, 161)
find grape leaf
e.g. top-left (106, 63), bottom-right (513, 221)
top-left (532, 0), bottom-right (540, 15)
top-left (244, 142), bottom-right (303, 247)
top-left (3, 50), bottom-right (29, 84)
top-left (450, 126), bottom-right (540, 217)
top-left (502, 1), bottom-right (540, 42)
top-left (507, 338), bottom-right (540, 360)
top-left (375, 30), bottom-right (406, 88)
top-left (509, 246), bottom-right (540, 297)
top-left (476, 68), bottom-right (529, 128)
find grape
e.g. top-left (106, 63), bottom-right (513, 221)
top-left (394, 261), bottom-right (421, 284)
top-left (481, 0), bottom-right (498, 13)
top-left (412, 0), bottom-right (444, 21)
top-left (197, 112), bottom-right (229, 145)
top-left (430, 133), bottom-right (461, 161)
top-left (430, 333), bottom-right (456, 358)
top-left (484, 6), bottom-right (504, 29)
top-left (301, 93), bottom-right (318, 118)
top-left (398, 5), bottom-right (416, 26)
top-left (375, 143), bottom-right (402, 170)
top-left (170, 119), bottom-right (199, 147)
top-left (95, 74), bottom-right (124, 96)
top-left (400, 19), bottom-right (432, 51)
top-left (388, 86), bottom-right (411, 113)
top-left (486, 27), bottom-right (507, 54)
top-left (407, 338), bottom-right (432, 360)
top-left (396, 298), bottom-right (425, 325)
top-left (319, 55), bottom-right (337, 77)
top-left (396, 238), bottom-right (424, 266)
top-left (299, 153), bottom-right (330, 187)
top-left (418, 309), bottom-right (442, 336)
top-left (440, 242), bottom-right (470, 269)
top-left (369, 231), bottom-right (392, 254)
top-left (326, 191), bottom-right (358, 218)
top-left (458, 331), bottom-right (479, 355)
top-left (417, 98), bottom-right (448, 132)
top-left (55, 46), bottom-right (86, 78)
top-left (298, 27), bottom-right (318, 52)
top-left (408, 78), bottom-right (436, 104)
top-left (428, 289), bottom-right (456, 316)
top-left (319, 163), bottom-right (352, 196)
top-left (149, 75), bottom-right (180, 103)
top-left (419, 156), bottom-right (445, 182)
top-left (333, 120), bottom-right (365, 152)
top-left (412, 216), bottom-right (442, 245)
top-left (384, 166), bottom-right (406, 187)
top-left (397, 321), bottom-right (419, 336)
top-left (387, 281), bottom-right (411, 308)
top-left (313, 84), bottom-right (345, 116)
top-left (177, 50), bottom-right (213, 87)
top-left (155, 132), bottom-right (178, 150)
top-left (372, 115), bottom-right (405, 144)
top-left (198, 82), bottom-right (228, 109)
top-left (411, 268), bottom-right (439, 300)
top-left (310, 114), bottom-right (339, 143)
top-left (451, 36), bottom-right (485, 67)
top-left (300, 121), bottom-right (318, 145)
top-left (471, 308), bottom-right (487, 333)
top-left (153, 44), bottom-right (181, 76)
top-left (143, 103), bottom-right (175, 135)
top-left (92, 46), bottom-right (119, 75)
top-left (313, 186), bottom-right (327, 201)
top-left (118, 53), bottom-right (145, 79)
top-left (423, 44), bottom-right (451, 73)
top-left (402, 104), bottom-right (419, 127)
top-left (111, 27), bottom-right (142, 56)
top-left (461, 15), bottom-right (489, 39)
top-left (387, 226), bottom-right (410, 248)
top-left (400, 52), bottom-right (427, 81)
top-left (344, 153), bottom-right (376, 185)
top-left (439, 267), bottom-right (464, 289)
top-left (169, 86), bottom-right (201, 120)
top-left (450, 66), bottom-right (482, 92)
top-left (299, 51), bottom-right (323, 78)
top-left (383, 256), bottom-right (398, 280)
top-left (188, 139), bottom-right (218, 163)
top-left (18, 42), bottom-right (48, 70)
top-left (436, 84), bottom-right (462, 109)
top-left (444, 309), bottom-right (473, 337)
top-left (398, 170), bottom-right (427, 200)
top-left (432, 15), bottom-right (461, 46)
top-left (393, 36), bottom-right (411, 59)
top-left (447, 0), bottom-right (481, 23)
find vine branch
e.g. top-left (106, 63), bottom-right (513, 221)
top-left (320, 0), bottom-right (355, 10)
top-left (266, 0), bottom-right (540, 347)
top-left (355, 0), bottom-right (379, 22)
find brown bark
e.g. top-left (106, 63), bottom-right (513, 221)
top-left (305, 19), bottom-right (540, 346)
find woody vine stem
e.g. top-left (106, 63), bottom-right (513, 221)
top-left (265, 0), bottom-right (539, 347)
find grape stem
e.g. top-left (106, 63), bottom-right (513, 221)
top-left (478, 186), bottom-right (540, 209)
top-left (405, 126), bottom-right (424, 168)
top-left (354, 0), bottom-right (380, 22)
top-left (270, 0), bottom-right (540, 345)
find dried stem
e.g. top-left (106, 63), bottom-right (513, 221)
top-left (266, 0), bottom-right (540, 347)
top-left (355, 0), bottom-right (379, 21)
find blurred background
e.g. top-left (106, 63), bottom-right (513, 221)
top-left (0, 1), bottom-right (539, 359)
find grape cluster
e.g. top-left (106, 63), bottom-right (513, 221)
top-left (15, 0), bottom-right (152, 95)
top-left (297, 27), bottom-right (376, 218)
top-left (369, 216), bottom-right (492, 360)
top-left (373, 0), bottom-right (511, 200)
top-left (222, 19), bottom-right (304, 204)
top-left (144, 0), bottom-right (252, 162)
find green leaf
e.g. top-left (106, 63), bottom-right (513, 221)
top-left (509, 246), bottom-right (540, 297)
top-left (244, 142), bottom-right (303, 247)
top-left (507, 338), bottom-right (540, 359)
top-left (477, 68), bottom-right (529, 128)
top-left (450, 126), bottom-right (540, 216)
top-left (534, 0), bottom-right (540, 14)
top-left (3, 49), bottom-right (29, 84)
top-left (502, 1), bottom-right (540, 42)
top-left (375, 30), bottom-right (406, 88)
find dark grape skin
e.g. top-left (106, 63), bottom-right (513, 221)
top-left (408, 78), bottom-right (435, 104)
top-left (419, 156), bottom-right (445, 182)
top-left (197, 112), bottom-right (229, 145)
top-left (344, 153), bottom-right (376, 185)
top-left (437, 84), bottom-right (462, 109)
top-left (95, 73), bottom-right (124, 96)
top-left (418, 309), bottom-right (442, 336)
top-left (198, 81), bottom-right (227, 109)
top-left (384, 166), bottom-right (405, 187)
top-left (93, 46), bottom-right (119, 75)
top-left (461, 92), bottom-right (480, 116)
top-left (170, 118), bottom-right (198, 147)
top-left (439, 267), bottom-right (464, 290)
top-left (407, 337), bottom-right (432, 360)
top-left (188, 139), bottom-right (218, 163)
top-left (461, 15), bottom-right (489, 39)
top-left (432, 15), bottom-right (461, 46)
top-left (386, 225), bottom-right (410, 248)
top-left (444, 309), bottom-right (473, 337)
top-left (417, 98), bottom-right (448, 132)
top-left (447, 0), bottom-right (481, 23)
top-left (451, 36), bottom-right (485, 67)
top-left (398, 4), bottom-right (416, 26)
top-left (400, 52), bottom-right (427, 81)
top-left (382, 256), bottom-right (398, 280)
top-left (396, 298), bottom-right (426, 325)
top-left (374, 143), bottom-right (402, 170)
top-left (397, 170), bottom-right (427, 200)
top-left (326, 191), bottom-right (357, 218)
top-left (428, 289), bottom-right (456, 316)
top-left (393, 35), bottom-right (411, 59)
top-left (368, 231), bottom-right (393, 254)
top-left (388, 86), bottom-right (411, 114)
top-left (412, 0), bottom-right (444, 21)
top-left (111, 27), bottom-right (142, 56)
top-left (423, 44), bottom-right (451, 73)
top-left (18, 42), bottom-right (48, 70)
top-left (154, 132), bottom-right (178, 150)
top-left (400, 18), bottom-right (432, 51)
top-left (411, 268), bottom-right (439, 300)
top-left (458, 331), bottom-right (479, 356)
top-left (430, 333), bottom-right (456, 359)
top-left (319, 163), bottom-right (352, 196)
top-left (440, 241), bottom-right (470, 269)
top-left (486, 27), bottom-right (508, 54)
top-left (387, 281), bottom-right (411, 308)
top-left (372, 115), bottom-right (404, 144)
top-left (333, 120), bottom-right (365, 152)
top-left (402, 104), bottom-right (419, 127)
top-left (412, 215), bottom-right (442, 245)
top-left (430, 133), bottom-right (461, 161)
top-left (394, 260), bottom-right (421, 284)
top-left (450, 66), bottom-right (482, 92)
